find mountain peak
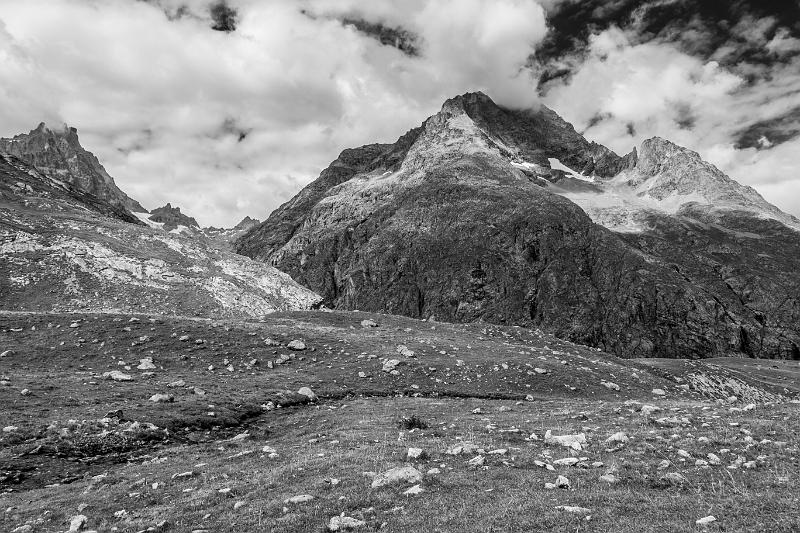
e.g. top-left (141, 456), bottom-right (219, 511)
top-left (0, 123), bottom-right (144, 213)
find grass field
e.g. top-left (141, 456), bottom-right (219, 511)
top-left (1, 311), bottom-right (798, 532)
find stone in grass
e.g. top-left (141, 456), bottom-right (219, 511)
top-left (396, 345), bottom-right (415, 358)
top-left (652, 388), bottom-right (667, 396)
top-left (555, 475), bottom-right (570, 489)
top-left (137, 357), bottom-right (157, 370)
top-left (103, 371), bottom-right (133, 382)
top-left (287, 340), bottom-right (306, 351)
top-left (659, 472), bottom-right (687, 485)
top-left (407, 448), bottom-right (426, 460)
top-left (605, 432), bottom-right (629, 445)
top-left (382, 359), bottom-right (401, 372)
top-left (371, 466), bottom-right (422, 488)
top-left (696, 516), bottom-right (716, 526)
top-left (68, 515), bottom-right (88, 532)
top-left (361, 319), bottom-right (378, 328)
top-left (298, 386), bottom-right (317, 402)
top-left (284, 494), bottom-right (314, 504)
top-left (599, 473), bottom-right (619, 484)
top-left (149, 393), bottom-right (174, 403)
top-left (601, 381), bottom-right (620, 391)
top-left (328, 515), bottom-right (365, 531)
top-left (544, 430), bottom-right (586, 451)
top-left (556, 506), bottom-right (591, 514)
top-left (403, 484), bottom-right (424, 496)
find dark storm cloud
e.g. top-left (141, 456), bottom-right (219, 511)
top-left (340, 18), bottom-right (419, 57)
top-left (210, 1), bottom-right (237, 32)
top-left (735, 106), bottom-right (800, 150)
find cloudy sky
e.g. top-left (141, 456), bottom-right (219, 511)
top-left (1, 0), bottom-right (799, 226)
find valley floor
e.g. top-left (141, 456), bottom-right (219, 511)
top-left (1, 311), bottom-right (798, 532)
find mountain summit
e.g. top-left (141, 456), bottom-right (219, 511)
top-left (237, 92), bottom-right (800, 359)
top-left (0, 123), bottom-right (145, 214)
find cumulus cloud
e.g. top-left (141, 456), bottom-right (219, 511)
top-left (0, 0), bottom-right (546, 226)
top-left (542, 24), bottom-right (800, 218)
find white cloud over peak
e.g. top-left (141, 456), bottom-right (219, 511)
top-left (542, 25), bottom-right (800, 218)
top-left (0, 0), bottom-right (547, 226)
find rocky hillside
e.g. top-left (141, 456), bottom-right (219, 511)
top-left (236, 92), bottom-right (800, 360)
top-left (0, 123), bottom-right (145, 214)
top-left (146, 203), bottom-right (200, 231)
top-left (0, 154), bottom-right (321, 318)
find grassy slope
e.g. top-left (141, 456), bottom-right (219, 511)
top-left (1, 311), bottom-right (798, 532)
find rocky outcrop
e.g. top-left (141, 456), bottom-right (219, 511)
top-left (236, 92), bottom-right (800, 359)
top-left (0, 153), bottom-right (322, 318)
top-left (0, 123), bottom-right (145, 214)
top-left (148, 203), bottom-right (200, 231)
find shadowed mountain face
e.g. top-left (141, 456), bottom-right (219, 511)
top-left (236, 92), bottom-right (800, 360)
top-left (0, 123), bottom-right (145, 214)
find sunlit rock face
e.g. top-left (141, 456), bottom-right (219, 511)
top-left (0, 153), bottom-right (321, 318)
top-left (0, 123), bottom-right (146, 215)
top-left (237, 92), bottom-right (800, 360)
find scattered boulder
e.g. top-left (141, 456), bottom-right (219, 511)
top-left (167, 380), bottom-right (186, 388)
top-left (371, 466), bottom-right (422, 488)
top-left (601, 381), bottom-right (620, 391)
top-left (652, 388), bottom-right (666, 396)
top-left (298, 387), bottom-right (317, 402)
top-left (396, 345), bottom-right (415, 358)
top-left (328, 515), bottom-right (365, 531)
top-left (555, 475), bottom-right (570, 489)
top-left (407, 448), bottom-right (426, 460)
top-left (605, 432), bottom-right (629, 445)
top-left (361, 319), bottom-right (378, 328)
top-left (403, 484), bottom-right (424, 496)
top-left (287, 340), bottom-right (306, 351)
top-left (149, 393), bottom-right (174, 403)
top-left (137, 357), bottom-right (157, 370)
top-left (556, 506), bottom-right (591, 514)
top-left (544, 430), bottom-right (586, 451)
top-left (103, 371), bottom-right (133, 382)
top-left (696, 516), bottom-right (716, 526)
top-left (382, 359), bottom-right (401, 372)
top-left (284, 494), bottom-right (314, 504)
top-left (68, 515), bottom-right (88, 532)
top-left (599, 473), bottom-right (619, 484)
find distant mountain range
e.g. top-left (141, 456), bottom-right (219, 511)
top-left (2, 95), bottom-right (799, 359)
top-left (236, 92), bottom-right (800, 360)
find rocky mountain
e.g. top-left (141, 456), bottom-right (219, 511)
top-left (236, 92), bottom-right (800, 360)
top-left (146, 203), bottom-right (200, 231)
top-left (0, 123), bottom-right (145, 214)
top-left (0, 153), bottom-right (321, 318)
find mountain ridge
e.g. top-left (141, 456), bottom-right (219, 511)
top-left (236, 91), bottom-right (800, 360)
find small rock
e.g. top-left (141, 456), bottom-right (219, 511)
top-left (407, 448), bottom-right (426, 460)
top-left (556, 505), bottom-right (591, 514)
top-left (403, 484), bottom-right (424, 496)
top-left (605, 432), bottom-right (629, 445)
top-left (371, 466), bottom-right (422, 488)
top-left (555, 475), bottom-right (570, 489)
top-left (396, 345), bottom-right (415, 358)
top-left (382, 359), bottom-right (401, 372)
top-left (660, 472), bottom-right (687, 485)
top-left (298, 386), bottom-right (317, 402)
top-left (233, 501), bottom-right (246, 510)
top-left (168, 380), bottom-right (186, 388)
top-left (137, 357), bottom-right (157, 370)
top-left (284, 494), bottom-right (314, 504)
top-left (103, 371), bottom-right (133, 382)
top-left (467, 455), bottom-right (485, 467)
top-left (68, 515), bottom-right (88, 532)
top-left (361, 319), bottom-right (378, 328)
top-left (544, 430), bottom-right (586, 451)
top-left (554, 458), bottom-right (579, 466)
top-left (287, 340), bottom-right (306, 351)
top-left (651, 388), bottom-right (666, 396)
top-left (601, 381), bottom-right (620, 391)
top-left (599, 473), bottom-right (619, 484)
top-left (328, 515), bottom-right (365, 531)
top-left (149, 393), bottom-right (174, 403)
top-left (696, 516), bottom-right (716, 526)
